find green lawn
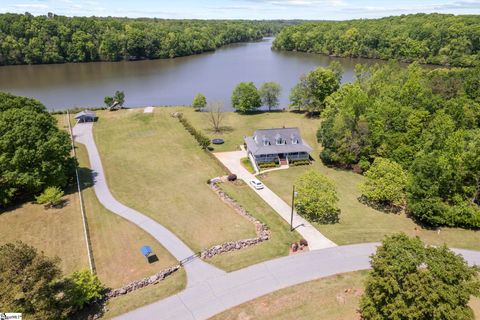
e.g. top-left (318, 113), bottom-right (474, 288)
top-left (0, 185), bottom-right (89, 274)
top-left (102, 268), bottom-right (187, 319)
top-left (209, 180), bottom-right (302, 271)
top-left (185, 108), bottom-right (480, 251)
top-left (93, 109), bottom-right (256, 253)
top-left (211, 271), bottom-right (367, 320)
top-left (76, 143), bottom-right (184, 289)
top-left (241, 157), bottom-right (255, 174)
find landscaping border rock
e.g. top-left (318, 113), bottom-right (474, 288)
top-left (201, 178), bottom-right (271, 259)
top-left (105, 265), bottom-right (181, 299)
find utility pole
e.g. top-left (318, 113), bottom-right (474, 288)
top-left (290, 185), bottom-right (295, 231)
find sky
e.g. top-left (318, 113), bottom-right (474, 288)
top-left (0, 0), bottom-right (479, 20)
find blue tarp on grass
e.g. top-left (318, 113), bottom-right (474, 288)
top-left (140, 245), bottom-right (153, 257)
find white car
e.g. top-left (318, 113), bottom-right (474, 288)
top-left (250, 179), bottom-right (264, 190)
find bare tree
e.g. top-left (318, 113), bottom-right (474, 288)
top-left (206, 101), bottom-right (225, 133)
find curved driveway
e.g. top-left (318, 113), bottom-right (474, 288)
top-left (73, 123), bottom-right (225, 286)
top-left (115, 243), bottom-right (480, 320)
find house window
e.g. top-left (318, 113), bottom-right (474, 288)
top-left (275, 133), bottom-right (284, 145)
top-left (262, 136), bottom-right (270, 146)
top-left (291, 134), bottom-right (298, 144)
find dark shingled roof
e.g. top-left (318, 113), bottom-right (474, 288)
top-left (75, 110), bottom-right (96, 119)
top-left (244, 128), bottom-right (312, 156)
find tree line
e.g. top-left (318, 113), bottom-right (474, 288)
top-left (273, 13), bottom-right (480, 67)
top-left (0, 13), bottom-right (291, 65)
top-left (317, 62), bottom-right (480, 228)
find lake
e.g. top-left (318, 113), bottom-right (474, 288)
top-left (0, 38), bottom-right (382, 111)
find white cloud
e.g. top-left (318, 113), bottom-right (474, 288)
top-left (14, 3), bottom-right (49, 9)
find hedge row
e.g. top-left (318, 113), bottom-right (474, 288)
top-left (258, 162), bottom-right (278, 169)
top-left (177, 114), bottom-right (210, 149)
top-left (290, 160), bottom-right (310, 166)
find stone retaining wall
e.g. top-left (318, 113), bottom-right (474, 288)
top-left (105, 265), bottom-right (181, 299)
top-left (201, 178), bottom-right (271, 259)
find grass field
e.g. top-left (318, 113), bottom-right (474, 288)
top-left (209, 180), bottom-right (302, 271)
top-left (93, 109), bottom-right (256, 253)
top-left (211, 271), bottom-right (480, 320)
top-left (211, 271), bottom-right (367, 320)
top-left (185, 108), bottom-right (480, 251)
top-left (102, 268), bottom-right (186, 319)
top-left (76, 143), bottom-right (183, 288)
top-left (0, 186), bottom-right (89, 274)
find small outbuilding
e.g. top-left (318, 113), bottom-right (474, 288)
top-left (75, 110), bottom-right (96, 123)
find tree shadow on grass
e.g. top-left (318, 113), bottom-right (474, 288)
top-left (77, 167), bottom-right (95, 191)
top-left (71, 298), bottom-right (107, 320)
top-left (357, 196), bottom-right (403, 215)
top-left (205, 126), bottom-right (234, 134)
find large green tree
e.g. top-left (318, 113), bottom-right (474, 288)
top-left (289, 67), bottom-right (340, 114)
top-left (192, 93), bottom-right (207, 111)
top-left (0, 242), bottom-right (71, 319)
top-left (360, 233), bottom-right (480, 320)
top-left (259, 82), bottom-right (282, 111)
top-left (295, 170), bottom-right (340, 224)
top-left (360, 157), bottom-right (408, 208)
top-left (0, 93), bottom-right (73, 207)
top-left (231, 82), bottom-right (261, 113)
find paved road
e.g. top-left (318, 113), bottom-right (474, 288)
top-left (213, 150), bottom-right (337, 250)
top-left (114, 243), bottom-right (480, 320)
top-left (73, 123), bottom-right (225, 286)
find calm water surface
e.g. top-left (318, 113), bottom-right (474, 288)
top-left (0, 38), bottom-right (383, 111)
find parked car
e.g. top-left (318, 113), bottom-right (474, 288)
top-left (250, 179), bottom-right (264, 190)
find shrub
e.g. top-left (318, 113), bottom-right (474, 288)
top-left (36, 186), bottom-right (64, 208)
top-left (227, 174), bottom-right (237, 181)
top-left (177, 115), bottom-right (211, 149)
top-left (258, 161), bottom-right (278, 169)
top-left (65, 270), bottom-right (104, 310)
top-left (299, 239), bottom-right (308, 247)
top-left (290, 159), bottom-right (310, 166)
top-left (295, 170), bottom-right (340, 224)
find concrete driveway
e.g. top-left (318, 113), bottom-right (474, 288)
top-left (213, 150), bottom-right (337, 250)
top-left (115, 243), bottom-right (480, 320)
top-left (73, 123), bottom-right (225, 287)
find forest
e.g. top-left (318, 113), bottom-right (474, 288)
top-left (317, 62), bottom-right (480, 228)
top-left (0, 13), bottom-right (290, 65)
top-left (273, 13), bottom-right (480, 67)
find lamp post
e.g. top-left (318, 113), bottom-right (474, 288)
top-left (290, 185), bottom-right (298, 231)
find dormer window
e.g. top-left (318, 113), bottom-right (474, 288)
top-left (262, 136), bottom-right (270, 146)
top-left (275, 134), bottom-right (284, 145)
top-left (291, 134), bottom-right (298, 144)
